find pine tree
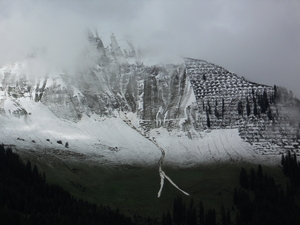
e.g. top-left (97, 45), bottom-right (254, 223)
top-left (221, 204), bottom-right (227, 225)
top-left (261, 89), bottom-right (269, 113)
top-left (296, 127), bottom-right (300, 139)
top-left (26, 161), bottom-right (32, 173)
top-left (233, 188), bottom-right (238, 205)
top-left (207, 100), bottom-right (212, 114)
top-left (221, 98), bottom-right (225, 118)
top-left (257, 164), bottom-right (263, 179)
top-left (199, 201), bottom-right (204, 225)
top-left (187, 199), bottom-right (197, 225)
top-left (246, 97), bottom-right (251, 117)
top-left (249, 168), bottom-right (256, 191)
top-left (205, 208), bottom-right (216, 225)
top-left (274, 85), bottom-right (278, 103)
top-left (267, 108), bottom-right (273, 120)
top-left (173, 196), bottom-right (186, 225)
top-left (214, 99), bottom-right (219, 119)
top-left (33, 164), bottom-right (39, 181)
top-left (166, 210), bottom-right (173, 225)
top-left (238, 101), bottom-right (243, 116)
top-left (253, 97), bottom-right (258, 116)
top-left (235, 213), bottom-right (242, 225)
top-left (239, 168), bottom-right (249, 190)
top-left (206, 110), bottom-right (211, 128)
top-left (226, 210), bottom-right (231, 225)
top-left (162, 211), bottom-right (173, 225)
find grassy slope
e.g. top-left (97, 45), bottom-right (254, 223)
top-left (16, 149), bottom-right (287, 219)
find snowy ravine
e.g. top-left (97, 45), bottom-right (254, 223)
top-left (121, 114), bottom-right (189, 197)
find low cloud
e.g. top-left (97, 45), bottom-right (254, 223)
top-left (0, 0), bottom-right (90, 73)
top-left (0, 0), bottom-right (299, 96)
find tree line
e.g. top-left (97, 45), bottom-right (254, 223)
top-left (234, 164), bottom-right (300, 225)
top-left (2, 142), bottom-right (300, 225)
top-left (161, 161), bottom-right (300, 225)
top-left (0, 144), bottom-right (134, 225)
top-left (281, 151), bottom-right (300, 191)
top-left (161, 196), bottom-right (222, 225)
top-left (205, 85), bottom-right (300, 128)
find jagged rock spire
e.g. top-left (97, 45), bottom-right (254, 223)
top-left (110, 33), bottom-right (124, 59)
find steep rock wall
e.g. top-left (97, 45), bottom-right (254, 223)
top-left (185, 58), bottom-right (300, 154)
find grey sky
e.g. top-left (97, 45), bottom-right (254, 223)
top-left (0, 0), bottom-right (299, 97)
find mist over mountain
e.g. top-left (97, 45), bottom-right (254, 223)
top-left (1, 27), bottom-right (300, 225)
top-left (1, 35), bottom-right (300, 225)
top-left (1, 2), bottom-right (300, 224)
top-left (1, 0), bottom-right (299, 96)
top-left (0, 0), bottom-right (299, 170)
top-left (0, 29), bottom-right (300, 169)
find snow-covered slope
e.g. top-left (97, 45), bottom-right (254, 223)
top-left (0, 97), bottom-right (160, 166)
top-left (2, 32), bottom-right (295, 167)
top-left (0, 95), bottom-right (281, 167)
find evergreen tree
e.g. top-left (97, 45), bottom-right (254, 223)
top-left (246, 97), bottom-right (251, 117)
top-left (166, 210), bottom-right (173, 225)
top-left (214, 99), bottom-right (219, 119)
top-left (296, 127), bottom-right (300, 139)
top-left (274, 85), bottom-right (278, 103)
top-left (0, 146), bottom-right (134, 225)
top-left (204, 208), bottom-right (216, 225)
top-left (221, 98), bottom-right (225, 119)
top-left (249, 168), bottom-right (256, 191)
top-left (253, 97), bottom-right (258, 116)
top-left (237, 101), bottom-right (243, 116)
top-left (207, 100), bottom-right (212, 114)
top-left (162, 211), bottom-right (173, 225)
top-left (235, 213), bottom-right (242, 225)
top-left (257, 164), bottom-right (263, 179)
top-left (206, 110), bottom-right (211, 128)
top-left (187, 199), bottom-right (197, 225)
top-left (226, 210), bottom-right (231, 225)
top-left (239, 168), bottom-right (249, 190)
top-left (233, 188), bottom-right (238, 205)
top-left (199, 200), bottom-right (205, 225)
top-left (261, 89), bottom-right (269, 113)
top-left (267, 108), bottom-right (273, 120)
top-left (220, 204), bottom-right (227, 225)
top-left (173, 196), bottom-right (186, 225)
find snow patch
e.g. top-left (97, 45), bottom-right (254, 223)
top-left (0, 99), bottom-right (160, 166)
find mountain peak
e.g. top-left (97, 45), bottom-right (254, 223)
top-left (1, 47), bottom-right (300, 166)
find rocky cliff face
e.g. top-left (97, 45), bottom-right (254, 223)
top-left (0, 33), bottom-right (199, 134)
top-left (1, 33), bottom-right (300, 156)
top-left (185, 57), bottom-right (275, 129)
top-left (185, 58), bottom-right (300, 154)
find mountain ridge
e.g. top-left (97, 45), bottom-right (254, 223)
top-left (1, 33), bottom-right (299, 167)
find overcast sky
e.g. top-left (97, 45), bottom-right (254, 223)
top-left (0, 0), bottom-right (299, 97)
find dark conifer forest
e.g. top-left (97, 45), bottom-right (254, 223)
top-left (2, 143), bottom-right (300, 225)
top-left (160, 161), bottom-right (300, 225)
top-left (0, 144), bottom-right (134, 225)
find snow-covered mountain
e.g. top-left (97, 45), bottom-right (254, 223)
top-left (1, 32), bottom-right (299, 167)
